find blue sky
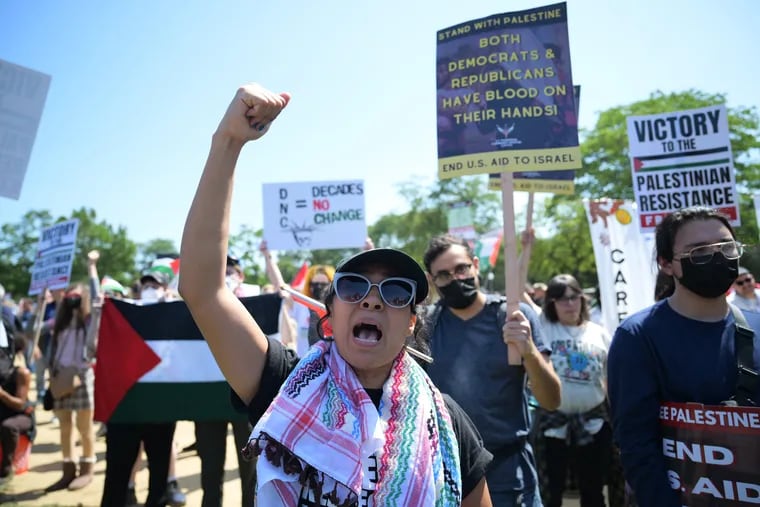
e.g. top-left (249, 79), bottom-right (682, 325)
top-left (1, 0), bottom-right (758, 250)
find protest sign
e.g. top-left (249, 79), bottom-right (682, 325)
top-left (627, 105), bottom-right (739, 231)
top-left (436, 2), bottom-right (581, 179)
top-left (583, 199), bottom-right (655, 334)
top-left (660, 402), bottom-right (760, 505)
top-left (29, 219), bottom-right (79, 295)
top-left (447, 201), bottom-right (476, 239)
top-left (489, 85), bottom-right (580, 193)
top-left (262, 180), bottom-right (367, 251)
top-left (0, 59), bottom-right (51, 200)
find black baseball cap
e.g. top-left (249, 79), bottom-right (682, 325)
top-left (335, 248), bottom-right (428, 304)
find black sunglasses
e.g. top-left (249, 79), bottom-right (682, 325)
top-left (333, 272), bottom-right (416, 308)
top-left (736, 277), bottom-right (754, 286)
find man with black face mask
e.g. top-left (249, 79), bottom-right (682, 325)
top-left (608, 207), bottom-right (760, 507)
top-left (423, 234), bottom-right (561, 506)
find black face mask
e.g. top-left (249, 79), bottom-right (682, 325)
top-left (310, 283), bottom-right (328, 301)
top-left (677, 253), bottom-right (739, 299)
top-left (438, 277), bottom-right (479, 309)
top-left (64, 296), bottom-right (82, 309)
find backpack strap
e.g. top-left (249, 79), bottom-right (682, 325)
top-left (426, 294), bottom-right (509, 344)
top-left (425, 301), bottom-right (445, 345)
top-left (495, 296), bottom-right (508, 329)
top-left (725, 304), bottom-right (758, 407)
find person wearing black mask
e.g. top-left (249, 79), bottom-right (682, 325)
top-left (295, 265), bottom-right (335, 354)
top-left (608, 206), bottom-right (760, 507)
top-left (45, 283), bottom-right (100, 492)
top-left (422, 234), bottom-right (561, 506)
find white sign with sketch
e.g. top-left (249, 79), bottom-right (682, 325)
top-left (262, 180), bottom-right (367, 250)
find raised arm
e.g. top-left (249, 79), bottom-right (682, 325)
top-left (259, 240), bottom-right (298, 348)
top-left (259, 240), bottom-right (287, 291)
top-left (85, 250), bottom-right (103, 358)
top-left (179, 84), bottom-right (291, 404)
top-left (87, 250), bottom-right (101, 301)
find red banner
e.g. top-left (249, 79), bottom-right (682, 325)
top-left (660, 402), bottom-right (760, 505)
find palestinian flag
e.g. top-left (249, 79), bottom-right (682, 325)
top-left (474, 230), bottom-right (503, 273)
top-left (150, 256), bottom-right (181, 280)
top-left (290, 261), bottom-right (309, 291)
top-left (94, 294), bottom-right (281, 423)
top-left (100, 275), bottom-right (128, 296)
top-left (632, 146), bottom-right (730, 172)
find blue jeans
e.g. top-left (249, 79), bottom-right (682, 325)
top-left (490, 483), bottom-right (543, 507)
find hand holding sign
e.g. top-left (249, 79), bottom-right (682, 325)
top-left (502, 309), bottom-right (534, 359)
top-left (216, 84), bottom-right (291, 144)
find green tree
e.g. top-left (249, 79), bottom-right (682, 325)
top-left (0, 208), bottom-right (138, 297)
top-left (369, 175), bottom-right (502, 262)
top-left (529, 200), bottom-right (597, 287)
top-left (0, 210), bottom-right (54, 297)
top-left (69, 207), bottom-right (137, 285)
top-left (229, 225), bottom-right (267, 285)
top-left (136, 238), bottom-right (178, 273)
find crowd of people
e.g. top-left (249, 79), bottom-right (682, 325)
top-left (0, 82), bottom-right (757, 507)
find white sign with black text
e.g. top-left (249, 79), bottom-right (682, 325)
top-left (626, 105), bottom-right (739, 231)
top-left (262, 180), bottom-right (367, 250)
top-left (29, 219), bottom-right (80, 295)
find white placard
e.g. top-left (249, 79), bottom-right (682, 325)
top-left (626, 104), bottom-right (739, 231)
top-left (28, 219), bottom-right (79, 295)
top-left (447, 201), bottom-right (476, 240)
top-left (262, 180), bottom-right (367, 250)
top-left (584, 199), bottom-right (655, 335)
top-left (0, 59), bottom-right (52, 200)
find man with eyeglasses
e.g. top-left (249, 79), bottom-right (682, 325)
top-left (728, 266), bottom-right (760, 312)
top-left (608, 207), bottom-right (760, 507)
top-left (422, 234), bottom-right (561, 507)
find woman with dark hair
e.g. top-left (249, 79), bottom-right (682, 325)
top-left (46, 282), bottom-right (100, 492)
top-left (179, 83), bottom-right (494, 506)
top-left (608, 206), bottom-right (760, 507)
top-left (532, 274), bottom-right (613, 507)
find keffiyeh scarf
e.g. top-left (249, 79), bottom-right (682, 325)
top-left (244, 340), bottom-right (461, 506)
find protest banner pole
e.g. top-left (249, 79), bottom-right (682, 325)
top-left (519, 193), bottom-right (535, 294)
top-left (31, 286), bottom-right (47, 352)
top-left (526, 192), bottom-right (535, 231)
top-left (500, 172), bottom-right (522, 365)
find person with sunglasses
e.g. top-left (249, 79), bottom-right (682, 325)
top-left (179, 83), bottom-right (494, 506)
top-left (608, 206), bottom-right (760, 507)
top-left (531, 274), bottom-right (616, 507)
top-left (728, 266), bottom-right (760, 312)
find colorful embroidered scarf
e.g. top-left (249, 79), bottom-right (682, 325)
top-left (245, 340), bottom-right (461, 506)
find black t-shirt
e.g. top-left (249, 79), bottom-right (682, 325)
top-left (232, 338), bottom-right (492, 499)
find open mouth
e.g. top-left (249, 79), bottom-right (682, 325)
top-left (353, 322), bottom-right (382, 344)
